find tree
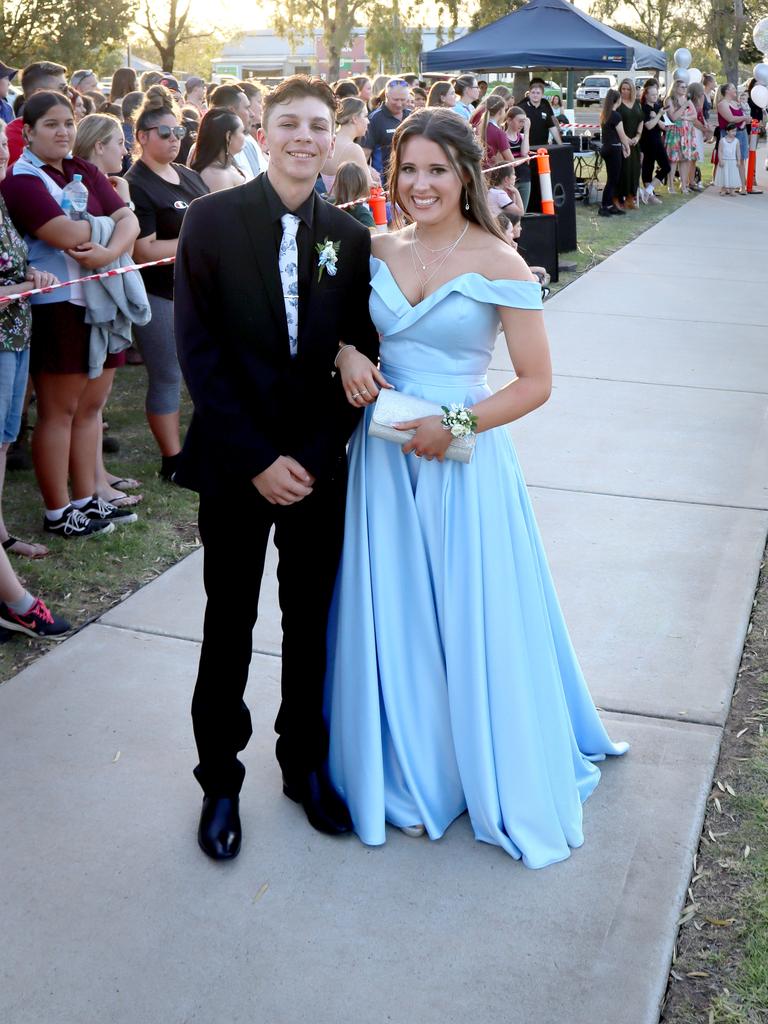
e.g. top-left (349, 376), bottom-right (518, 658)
top-left (138, 0), bottom-right (212, 73)
top-left (272, 0), bottom-right (369, 81)
top-left (131, 28), bottom-right (227, 77)
top-left (707, 0), bottom-right (748, 84)
top-left (470, 0), bottom-right (526, 32)
top-left (366, 0), bottom-right (424, 73)
top-left (589, 0), bottom-right (694, 51)
top-left (0, 0), bottom-right (136, 72)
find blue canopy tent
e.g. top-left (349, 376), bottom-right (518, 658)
top-left (419, 0), bottom-right (667, 73)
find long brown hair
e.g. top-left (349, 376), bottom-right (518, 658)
top-left (480, 95), bottom-right (506, 156)
top-left (600, 89), bottom-right (620, 126)
top-left (331, 160), bottom-right (370, 206)
top-left (387, 107), bottom-right (505, 240)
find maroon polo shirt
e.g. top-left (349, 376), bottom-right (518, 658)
top-left (1, 156), bottom-right (125, 238)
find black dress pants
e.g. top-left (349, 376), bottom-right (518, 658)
top-left (192, 466), bottom-right (347, 796)
top-left (641, 137), bottom-right (671, 186)
top-left (601, 145), bottom-right (623, 208)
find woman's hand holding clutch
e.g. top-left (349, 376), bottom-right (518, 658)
top-left (337, 345), bottom-right (393, 407)
top-left (396, 416), bottom-right (453, 462)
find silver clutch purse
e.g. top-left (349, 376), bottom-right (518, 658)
top-left (368, 388), bottom-right (476, 464)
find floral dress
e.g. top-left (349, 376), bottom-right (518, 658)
top-left (664, 101), bottom-right (696, 163)
top-left (0, 195), bottom-right (31, 352)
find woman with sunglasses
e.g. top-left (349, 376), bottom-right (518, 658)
top-left (125, 86), bottom-right (208, 482)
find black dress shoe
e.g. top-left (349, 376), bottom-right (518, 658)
top-left (198, 795), bottom-right (241, 860)
top-left (282, 766), bottom-right (353, 836)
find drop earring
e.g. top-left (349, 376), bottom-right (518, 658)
top-left (463, 188), bottom-right (470, 211)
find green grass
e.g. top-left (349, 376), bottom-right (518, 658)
top-left (0, 370), bottom-right (199, 682)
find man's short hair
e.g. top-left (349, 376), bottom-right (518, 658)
top-left (262, 75), bottom-right (336, 125)
top-left (21, 61), bottom-right (67, 97)
top-left (454, 75), bottom-right (477, 96)
top-left (210, 84), bottom-right (245, 110)
top-left (385, 77), bottom-right (410, 92)
top-left (238, 81), bottom-right (262, 101)
top-left (529, 77), bottom-right (547, 89)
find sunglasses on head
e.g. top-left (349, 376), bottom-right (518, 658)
top-left (148, 125), bottom-right (187, 139)
top-left (388, 80), bottom-right (409, 88)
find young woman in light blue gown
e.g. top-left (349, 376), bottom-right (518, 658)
top-left (328, 109), bottom-right (628, 869)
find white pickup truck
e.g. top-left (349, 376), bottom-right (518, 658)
top-left (575, 75), bottom-right (618, 106)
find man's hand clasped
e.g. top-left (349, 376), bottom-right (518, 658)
top-left (253, 456), bottom-right (315, 506)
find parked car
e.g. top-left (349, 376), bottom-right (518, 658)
top-left (544, 79), bottom-right (567, 101)
top-left (575, 74), bottom-right (618, 106)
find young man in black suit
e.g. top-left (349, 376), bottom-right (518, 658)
top-left (174, 76), bottom-right (379, 861)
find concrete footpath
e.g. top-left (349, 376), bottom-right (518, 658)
top-left (1, 189), bottom-right (767, 1024)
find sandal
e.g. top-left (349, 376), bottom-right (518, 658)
top-left (107, 476), bottom-right (142, 491)
top-left (98, 489), bottom-right (142, 508)
top-left (1, 535), bottom-right (50, 559)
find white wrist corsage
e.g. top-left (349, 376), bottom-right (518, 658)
top-left (441, 403), bottom-right (478, 438)
top-left (316, 238), bottom-right (340, 281)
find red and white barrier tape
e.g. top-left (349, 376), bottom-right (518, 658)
top-left (0, 165), bottom-right (545, 304)
top-left (0, 256), bottom-right (176, 305)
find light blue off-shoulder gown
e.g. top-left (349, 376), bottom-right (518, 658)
top-left (326, 257), bottom-right (628, 869)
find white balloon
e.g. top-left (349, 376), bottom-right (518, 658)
top-left (754, 62), bottom-right (768, 85)
top-left (750, 83), bottom-right (768, 109)
top-left (673, 68), bottom-right (690, 84)
top-left (753, 18), bottom-right (768, 54)
top-left (673, 47), bottom-right (692, 69)
top-left (687, 67), bottom-right (702, 84)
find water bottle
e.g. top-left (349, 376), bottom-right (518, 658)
top-left (62, 174), bottom-right (88, 219)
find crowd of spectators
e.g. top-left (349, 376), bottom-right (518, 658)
top-left (598, 72), bottom-right (765, 216)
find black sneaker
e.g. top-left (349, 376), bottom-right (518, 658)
top-left (81, 495), bottom-right (138, 527)
top-left (0, 598), bottom-right (71, 639)
top-left (598, 206), bottom-right (615, 217)
top-left (43, 506), bottom-right (115, 539)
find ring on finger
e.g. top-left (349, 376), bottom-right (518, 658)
top-left (351, 391), bottom-right (362, 399)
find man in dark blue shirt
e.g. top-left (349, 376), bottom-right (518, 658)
top-left (363, 78), bottom-right (412, 178)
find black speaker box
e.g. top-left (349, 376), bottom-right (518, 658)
top-left (527, 143), bottom-right (577, 253)
top-left (518, 213), bottom-right (559, 282)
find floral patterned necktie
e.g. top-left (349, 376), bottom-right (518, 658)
top-left (279, 213), bottom-right (300, 358)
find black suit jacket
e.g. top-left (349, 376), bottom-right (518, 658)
top-left (174, 173), bottom-right (380, 494)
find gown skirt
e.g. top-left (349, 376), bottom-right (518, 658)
top-left (326, 261), bottom-right (628, 869)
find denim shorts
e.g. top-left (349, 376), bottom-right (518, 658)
top-left (736, 129), bottom-right (749, 161)
top-left (0, 347), bottom-right (30, 444)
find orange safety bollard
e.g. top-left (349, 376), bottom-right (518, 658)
top-left (368, 185), bottom-right (387, 228)
top-left (746, 119), bottom-right (761, 193)
top-left (536, 148), bottom-right (557, 214)
top-left (536, 148), bottom-right (555, 215)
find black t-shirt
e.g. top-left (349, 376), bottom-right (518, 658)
top-left (641, 101), bottom-right (663, 144)
top-left (520, 97), bottom-right (557, 146)
top-left (125, 159), bottom-right (209, 298)
top-left (601, 110), bottom-right (622, 148)
top-left (363, 105), bottom-right (412, 175)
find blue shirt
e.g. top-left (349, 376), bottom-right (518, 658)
top-left (454, 101), bottom-right (474, 120)
top-left (0, 97), bottom-right (14, 125)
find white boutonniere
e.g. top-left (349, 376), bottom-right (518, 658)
top-left (315, 238), bottom-right (340, 282)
